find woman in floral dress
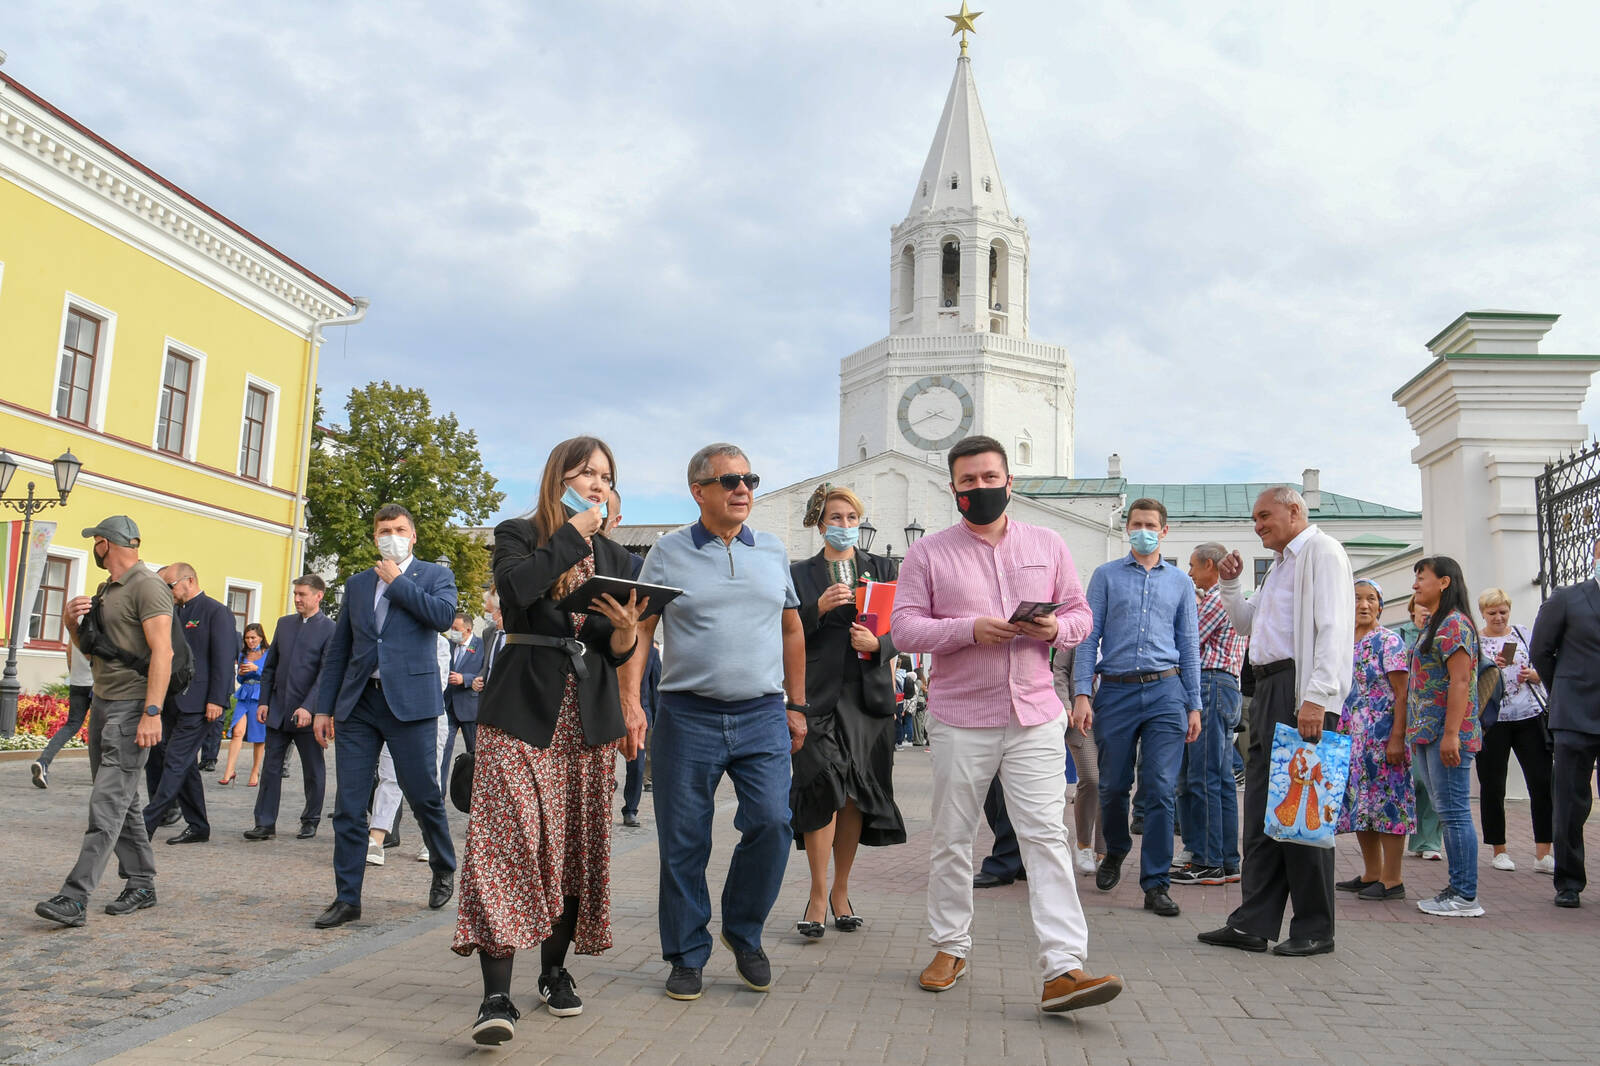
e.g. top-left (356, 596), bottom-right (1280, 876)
top-left (453, 437), bottom-right (646, 1045)
top-left (1334, 578), bottom-right (1414, 901)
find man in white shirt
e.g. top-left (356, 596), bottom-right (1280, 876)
top-left (1198, 487), bottom-right (1354, 957)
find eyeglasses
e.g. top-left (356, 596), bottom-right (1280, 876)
top-left (695, 473), bottom-right (761, 491)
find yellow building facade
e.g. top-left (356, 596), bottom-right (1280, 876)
top-left (0, 71), bottom-right (363, 689)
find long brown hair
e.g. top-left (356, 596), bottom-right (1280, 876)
top-left (532, 436), bottom-right (618, 600)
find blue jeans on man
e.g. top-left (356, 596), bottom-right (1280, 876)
top-left (1178, 670), bottom-right (1241, 871)
top-left (1095, 674), bottom-right (1188, 890)
top-left (653, 691), bottom-right (792, 967)
top-left (1412, 740), bottom-right (1478, 900)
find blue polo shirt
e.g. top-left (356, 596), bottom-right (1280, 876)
top-left (640, 520), bottom-right (800, 704)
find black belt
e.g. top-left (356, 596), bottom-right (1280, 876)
top-left (502, 633), bottom-right (589, 680)
top-left (1100, 666), bottom-right (1180, 685)
top-left (1253, 658), bottom-right (1293, 681)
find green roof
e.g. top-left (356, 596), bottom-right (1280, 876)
top-left (1341, 535), bottom-right (1414, 548)
top-left (1013, 479), bottom-right (1420, 521)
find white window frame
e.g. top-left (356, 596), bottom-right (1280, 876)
top-left (236, 374), bottom-right (281, 484)
top-left (25, 548), bottom-right (84, 647)
top-left (151, 338), bottom-right (208, 461)
top-left (55, 292), bottom-right (118, 431)
top-left (224, 577), bottom-right (263, 634)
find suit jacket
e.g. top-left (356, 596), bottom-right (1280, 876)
top-left (318, 557), bottom-right (458, 722)
top-left (478, 518), bottom-right (637, 748)
top-left (1530, 579), bottom-right (1600, 735)
top-left (480, 624), bottom-right (504, 680)
top-left (258, 610), bottom-right (335, 731)
top-left (444, 635), bottom-right (485, 722)
top-left (171, 591), bottom-right (237, 715)
top-left (792, 549), bottom-right (899, 719)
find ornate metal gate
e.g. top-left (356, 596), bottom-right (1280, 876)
top-left (1535, 439), bottom-right (1600, 599)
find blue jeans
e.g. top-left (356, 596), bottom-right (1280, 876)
top-left (1413, 740), bottom-right (1478, 899)
top-left (1178, 671), bottom-right (1241, 869)
top-left (39, 684), bottom-right (93, 768)
top-left (1094, 674), bottom-right (1188, 890)
top-left (653, 691), bottom-right (792, 967)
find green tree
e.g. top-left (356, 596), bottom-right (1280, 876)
top-left (306, 382), bottom-right (504, 611)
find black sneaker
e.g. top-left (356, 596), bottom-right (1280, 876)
top-left (472, 993), bottom-right (520, 1045)
top-left (35, 894), bottom-right (86, 927)
top-left (1130, 815), bottom-right (1144, 835)
top-left (665, 964), bottom-right (703, 1001)
top-left (538, 968), bottom-right (583, 1017)
top-left (105, 886), bottom-right (157, 916)
top-left (1172, 865), bottom-right (1227, 886)
top-left (719, 932), bottom-right (772, 992)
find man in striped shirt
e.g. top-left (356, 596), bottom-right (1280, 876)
top-left (1173, 543), bottom-right (1248, 886)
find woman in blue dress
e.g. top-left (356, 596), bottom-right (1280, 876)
top-left (219, 623), bottom-right (269, 786)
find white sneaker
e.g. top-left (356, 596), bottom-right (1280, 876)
top-left (1420, 850), bottom-right (1443, 861)
top-left (1491, 853), bottom-right (1516, 872)
top-left (366, 840), bottom-right (385, 867)
top-left (31, 761), bottom-right (48, 789)
top-left (1417, 889), bottom-right (1485, 917)
top-left (1074, 846), bottom-right (1097, 876)
top-left (1535, 854), bottom-right (1556, 875)
top-left (417, 847), bottom-right (430, 863)
top-left (1170, 848), bottom-right (1194, 870)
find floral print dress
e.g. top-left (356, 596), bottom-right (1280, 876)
top-left (1337, 627), bottom-right (1416, 835)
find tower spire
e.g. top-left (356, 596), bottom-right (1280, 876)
top-left (945, 2), bottom-right (983, 57)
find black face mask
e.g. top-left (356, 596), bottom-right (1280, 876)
top-left (955, 485), bottom-right (1010, 526)
top-left (93, 543), bottom-right (110, 570)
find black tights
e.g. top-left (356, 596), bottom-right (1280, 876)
top-left (478, 895), bottom-right (579, 997)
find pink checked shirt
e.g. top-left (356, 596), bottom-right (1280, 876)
top-left (891, 517), bottom-right (1092, 728)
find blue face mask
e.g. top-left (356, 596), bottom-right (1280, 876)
top-left (1594, 561), bottom-right (1600, 582)
top-left (823, 525), bottom-right (860, 551)
top-left (1128, 528), bottom-right (1161, 556)
top-left (562, 485), bottom-right (607, 521)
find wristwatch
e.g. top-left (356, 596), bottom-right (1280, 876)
top-left (144, 704), bottom-right (162, 718)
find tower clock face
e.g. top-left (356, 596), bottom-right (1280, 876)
top-left (897, 375), bottom-right (975, 451)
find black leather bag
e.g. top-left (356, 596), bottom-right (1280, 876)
top-left (449, 751), bottom-right (474, 813)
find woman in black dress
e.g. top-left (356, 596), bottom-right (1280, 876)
top-left (790, 484), bottom-right (906, 939)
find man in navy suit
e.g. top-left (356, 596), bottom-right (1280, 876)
top-left (313, 503), bottom-right (459, 928)
top-left (144, 563), bottom-right (235, 844)
top-left (1531, 536), bottom-right (1600, 909)
top-left (246, 574), bottom-right (335, 842)
top-left (440, 612), bottom-right (483, 781)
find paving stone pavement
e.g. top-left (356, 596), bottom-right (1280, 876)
top-left (3, 745), bottom-right (1598, 1065)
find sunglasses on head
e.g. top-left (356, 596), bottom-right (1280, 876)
top-left (696, 473), bottom-right (760, 491)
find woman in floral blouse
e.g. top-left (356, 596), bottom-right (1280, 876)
top-left (1335, 579), bottom-right (1413, 901)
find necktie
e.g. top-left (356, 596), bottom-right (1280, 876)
top-left (375, 580), bottom-right (390, 631)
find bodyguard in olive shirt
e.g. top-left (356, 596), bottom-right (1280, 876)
top-left (36, 516), bottom-right (174, 928)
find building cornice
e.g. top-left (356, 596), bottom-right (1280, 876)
top-left (0, 72), bottom-right (353, 334)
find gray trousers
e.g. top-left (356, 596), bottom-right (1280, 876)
top-left (62, 697), bottom-right (156, 902)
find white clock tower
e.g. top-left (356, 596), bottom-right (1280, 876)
top-left (836, 44), bottom-right (1075, 476)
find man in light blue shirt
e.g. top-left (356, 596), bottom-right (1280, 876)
top-left (621, 443), bottom-right (806, 1004)
top-left (1071, 497), bottom-right (1201, 918)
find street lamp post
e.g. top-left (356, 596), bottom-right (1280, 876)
top-left (0, 449), bottom-right (83, 736)
top-left (857, 518), bottom-right (878, 554)
top-left (903, 519), bottom-right (925, 547)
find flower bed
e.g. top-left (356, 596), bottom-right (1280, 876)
top-left (4, 693), bottom-right (86, 750)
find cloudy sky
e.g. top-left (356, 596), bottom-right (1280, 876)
top-left (8, 1), bottom-right (1600, 525)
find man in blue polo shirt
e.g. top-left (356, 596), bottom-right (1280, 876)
top-left (620, 443), bottom-right (807, 1003)
top-left (1072, 497), bottom-right (1202, 920)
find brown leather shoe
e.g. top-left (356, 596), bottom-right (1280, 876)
top-left (1040, 970), bottom-right (1124, 1012)
top-left (918, 951), bottom-right (968, 992)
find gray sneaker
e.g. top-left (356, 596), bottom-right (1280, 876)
top-left (1417, 888), bottom-right (1484, 917)
top-left (31, 761), bottom-right (47, 789)
top-left (105, 886), bottom-right (157, 916)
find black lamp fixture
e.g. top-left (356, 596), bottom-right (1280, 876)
top-left (857, 518), bottom-right (878, 553)
top-left (904, 518), bottom-right (925, 546)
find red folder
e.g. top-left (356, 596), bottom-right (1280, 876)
top-left (854, 580), bottom-right (896, 636)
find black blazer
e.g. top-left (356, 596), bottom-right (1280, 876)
top-left (1531, 579), bottom-right (1600, 735)
top-left (258, 610), bottom-right (334, 731)
top-left (792, 549), bottom-right (899, 719)
top-left (478, 518), bottom-right (638, 748)
top-left (172, 592), bottom-right (237, 715)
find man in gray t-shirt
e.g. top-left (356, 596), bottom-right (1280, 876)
top-left (621, 443), bottom-right (806, 1003)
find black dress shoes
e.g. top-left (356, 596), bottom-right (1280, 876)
top-left (429, 871), bottom-right (455, 910)
top-left (160, 805), bottom-right (183, 827)
top-left (1144, 886), bottom-right (1180, 917)
top-left (166, 827), bottom-right (209, 845)
top-left (297, 823), bottom-right (317, 839)
top-left (314, 901), bottom-right (361, 928)
top-left (1555, 889), bottom-right (1582, 908)
top-left (973, 871), bottom-right (1015, 888)
top-left (199, 760), bottom-right (217, 773)
top-left (1095, 853), bottom-right (1126, 892)
top-left (243, 825), bottom-right (276, 841)
top-left (1197, 926), bottom-right (1268, 952)
top-left (1271, 937), bottom-right (1335, 957)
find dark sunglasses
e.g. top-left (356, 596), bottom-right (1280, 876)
top-left (695, 473), bottom-right (760, 491)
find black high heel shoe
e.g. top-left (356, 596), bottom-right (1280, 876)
top-left (830, 899), bottom-right (863, 932)
top-left (796, 904), bottom-right (825, 940)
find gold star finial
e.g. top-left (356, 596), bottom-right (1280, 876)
top-left (946, 2), bottom-right (983, 57)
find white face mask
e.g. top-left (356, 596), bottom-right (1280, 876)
top-left (376, 533), bottom-right (412, 562)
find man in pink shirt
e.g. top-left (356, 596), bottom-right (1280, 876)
top-left (891, 436), bottom-right (1124, 1014)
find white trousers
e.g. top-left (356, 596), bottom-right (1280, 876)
top-left (371, 715), bottom-right (447, 831)
top-left (927, 710), bottom-right (1090, 978)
